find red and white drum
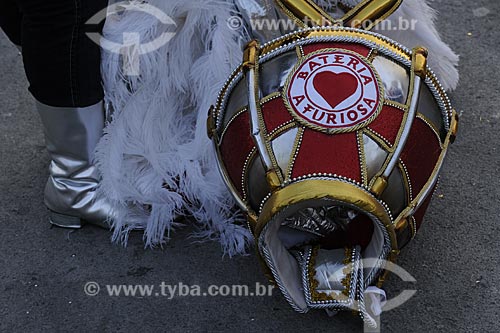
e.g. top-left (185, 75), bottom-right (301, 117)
top-left (208, 26), bottom-right (458, 318)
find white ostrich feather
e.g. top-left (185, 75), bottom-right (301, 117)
top-left (96, 0), bottom-right (458, 255)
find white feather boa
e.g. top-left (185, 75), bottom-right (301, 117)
top-left (97, 0), bottom-right (458, 255)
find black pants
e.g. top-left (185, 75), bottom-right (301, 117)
top-left (0, 0), bottom-right (108, 107)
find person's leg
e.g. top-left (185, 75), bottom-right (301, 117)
top-left (17, 0), bottom-right (107, 107)
top-left (13, 0), bottom-right (114, 228)
top-left (0, 0), bottom-right (23, 48)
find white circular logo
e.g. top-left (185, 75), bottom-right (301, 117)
top-left (285, 50), bottom-right (382, 133)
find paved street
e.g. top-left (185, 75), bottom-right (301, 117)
top-left (0, 1), bottom-right (499, 332)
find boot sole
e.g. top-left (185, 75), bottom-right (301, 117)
top-left (49, 211), bottom-right (83, 229)
top-left (49, 210), bottom-right (113, 230)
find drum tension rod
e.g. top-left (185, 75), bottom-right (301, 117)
top-left (371, 47), bottom-right (428, 198)
top-left (244, 40), bottom-right (283, 192)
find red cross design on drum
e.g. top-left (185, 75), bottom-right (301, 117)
top-left (284, 49), bottom-right (384, 133)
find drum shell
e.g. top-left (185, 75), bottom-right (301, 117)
top-left (214, 33), bottom-right (454, 249)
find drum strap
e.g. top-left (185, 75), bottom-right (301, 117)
top-left (275, 0), bottom-right (403, 30)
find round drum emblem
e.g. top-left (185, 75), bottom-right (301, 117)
top-left (285, 49), bottom-right (383, 133)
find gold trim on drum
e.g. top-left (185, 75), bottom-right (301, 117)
top-left (254, 178), bottom-right (398, 253)
top-left (282, 48), bottom-right (386, 135)
top-left (412, 47), bottom-right (429, 78)
top-left (307, 246), bottom-right (355, 302)
top-left (399, 160), bottom-right (413, 201)
top-left (247, 211), bottom-right (259, 233)
top-left (410, 216), bottom-right (417, 239)
top-left (363, 127), bottom-right (392, 152)
top-left (357, 131), bottom-right (369, 186)
top-left (371, 176), bottom-right (388, 198)
top-left (261, 92), bottom-right (282, 105)
top-left (366, 48), bottom-right (378, 62)
top-left (297, 30), bottom-right (410, 59)
top-left (242, 147), bottom-right (258, 202)
top-left (384, 100), bottom-right (408, 112)
top-left (450, 111), bottom-right (459, 143)
top-left (268, 120), bottom-right (296, 138)
top-left (296, 45), bottom-right (305, 59)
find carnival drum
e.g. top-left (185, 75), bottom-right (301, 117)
top-left (207, 0), bottom-right (458, 324)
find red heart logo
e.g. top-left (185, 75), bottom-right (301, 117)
top-left (313, 71), bottom-right (358, 109)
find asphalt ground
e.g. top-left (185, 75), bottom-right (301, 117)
top-left (0, 1), bottom-right (499, 332)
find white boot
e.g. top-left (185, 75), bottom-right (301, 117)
top-left (37, 100), bottom-right (114, 229)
